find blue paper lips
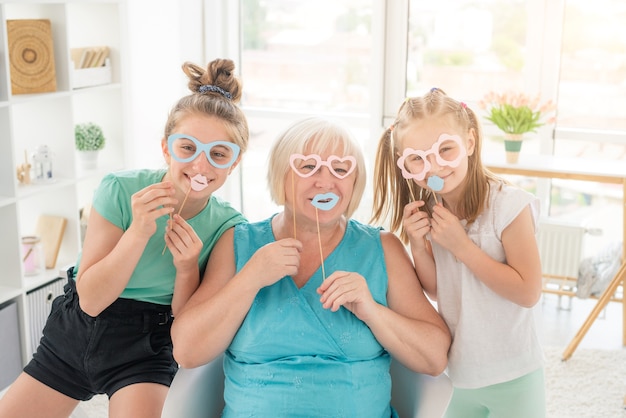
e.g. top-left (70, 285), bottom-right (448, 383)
top-left (311, 193), bottom-right (339, 210)
top-left (427, 175), bottom-right (444, 192)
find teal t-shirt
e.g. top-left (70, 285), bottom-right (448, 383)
top-left (224, 217), bottom-right (395, 417)
top-left (75, 168), bottom-right (246, 305)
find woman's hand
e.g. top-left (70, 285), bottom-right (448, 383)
top-left (402, 200), bottom-right (431, 250)
top-left (241, 238), bottom-right (302, 289)
top-left (165, 214), bottom-right (203, 273)
top-left (129, 181), bottom-right (176, 239)
top-left (317, 271), bottom-right (376, 321)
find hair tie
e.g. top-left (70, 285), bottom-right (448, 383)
top-left (198, 84), bottom-right (232, 100)
top-left (461, 102), bottom-right (467, 108)
top-left (430, 87), bottom-right (438, 92)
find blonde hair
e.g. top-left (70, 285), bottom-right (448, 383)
top-left (267, 116), bottom-right (366, 219)
top-left (371, 88), bottom-right (500, 242)
top-left (164, 58), bottom-right (249, 153)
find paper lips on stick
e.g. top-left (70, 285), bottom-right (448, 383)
top-left (311, 193), bottom-right (339, 211)
top-left (310, 192), bottom-right (340, 282)
top-left (190, 174), bottom-right (208, 191)
top-left (427, 175), bottom-right (444, 192)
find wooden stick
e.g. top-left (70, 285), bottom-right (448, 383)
top-left (406, 179), bottom-right (416, 202)
top-left (315, 207), bottom-right (326, 280)
top-left (292, 171), bottom-right (296, 240)
top-left (408, 178), bottom-right (439, 205)
top-left (162, 186), bottom-right (191, 255)
top-left (177, 186), bottom-right (192, 215)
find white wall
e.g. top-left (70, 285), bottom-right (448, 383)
top-left (124, 0), bottom-right (205, 169)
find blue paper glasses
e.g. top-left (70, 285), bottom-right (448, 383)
top-left (167, 134), bottom-right (240, 168)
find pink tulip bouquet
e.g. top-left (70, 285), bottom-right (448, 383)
top-left (478, 91), bottom-right (556, 135)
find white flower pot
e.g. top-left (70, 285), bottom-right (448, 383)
top-left (78, 150), bottom-right (99, 169)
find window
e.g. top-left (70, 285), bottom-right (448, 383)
top-left (241, 0), bottom-right (374, 113)
top-left (551, 0), bottom-right (626, 252)
top-left (557, 0), bottom-right (626, 134)
top-left (406, 0), bottom-right (547, 157)
top-left (405, 0), bottom-right (624, 254)
top-left (227, 0), bottom-right (624, 254)
top-left (239, 0), bottom-right (375, 222)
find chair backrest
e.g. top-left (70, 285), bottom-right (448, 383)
top-left (162, 355), bottom-right (225, 418)
top-left (162, 355), bottom-right (453, 418)
top-left (390, 358), bottom-right (453, 418)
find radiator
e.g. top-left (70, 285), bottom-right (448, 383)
top-left (26, 277), bottom-right (66, 357)
top-left (537, 219), bottom-right (588, 280)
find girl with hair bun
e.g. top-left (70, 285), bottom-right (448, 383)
top-left (0, 58), bottom-right (249, 418)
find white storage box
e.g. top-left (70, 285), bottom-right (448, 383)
top-left (0, 300), bottom-right (23, 391)
top-left (27, 277), bottom-right (66, 356)
top-left (71, 58), bottom-right (112, 89)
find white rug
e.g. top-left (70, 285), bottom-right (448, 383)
top-left (544, 346), bottom-right (626, 418)
top-left (76, 347), bottom-right (626, 417)
top-left (73, 394), bottom-right (107, 418)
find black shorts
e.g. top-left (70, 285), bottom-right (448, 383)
top-left (24, 279), bottom-right (178, 400)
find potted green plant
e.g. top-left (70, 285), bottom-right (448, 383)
top-left (75, 122), bottom-right (105, 168)
top-left (479, 91), bottom-right (555, 163)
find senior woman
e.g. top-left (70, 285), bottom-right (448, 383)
top-left (172, 116), bottom-right (451, 417)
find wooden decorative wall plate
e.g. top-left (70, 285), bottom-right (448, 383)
top-left (7, 19), bottom-right (57, 95)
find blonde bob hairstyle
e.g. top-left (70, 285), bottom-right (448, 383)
top-left (267, 116), bottom-right (366, 219)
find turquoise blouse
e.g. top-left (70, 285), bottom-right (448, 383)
top-left (223, 217), bottom-right (396, 417)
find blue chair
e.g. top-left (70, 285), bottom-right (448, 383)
top-left (162, 354), bottom-right (452, 418)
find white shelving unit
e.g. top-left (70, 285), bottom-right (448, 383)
top-left (0, 0), bottom-right (128, 378)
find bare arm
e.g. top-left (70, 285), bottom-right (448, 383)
top-left (76, 182), bottom-right (176, 316)
top-left (172, 230), bottom-right (302, 368)
top-left (166, 213), bottom-right (204, 316)
top-left (431, 204), bottom-right (542, 307)
top-left (317, 231), bottom-right (451, 376)
top-left (402, 200), bottom-right (437, 300)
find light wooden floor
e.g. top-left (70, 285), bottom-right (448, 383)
top-left (540, 292), bottom-right (624, 352)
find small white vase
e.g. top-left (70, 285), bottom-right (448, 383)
top-left (78, 150), bottom-right (99, 169)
